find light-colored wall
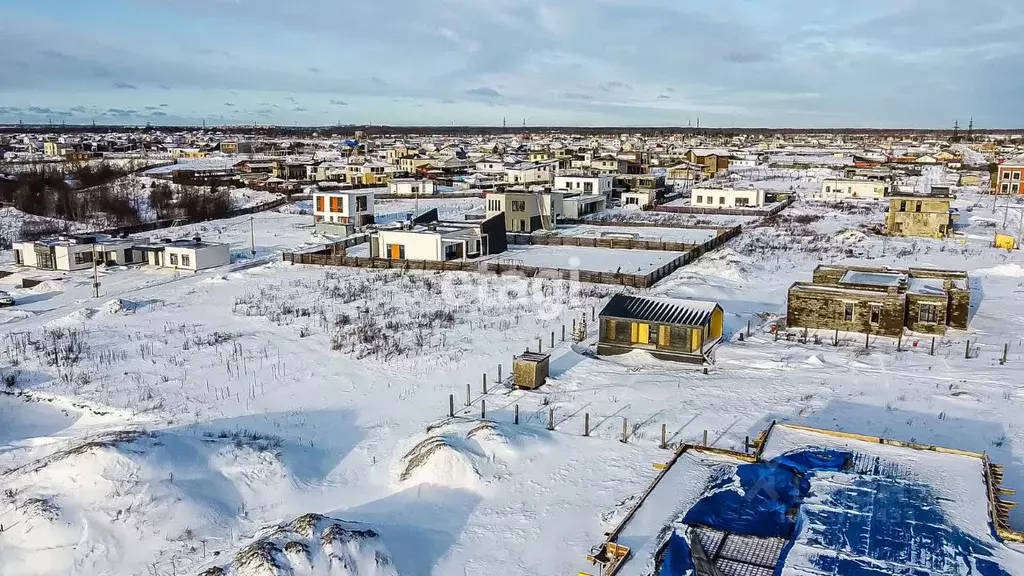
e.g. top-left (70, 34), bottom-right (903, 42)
top-left (816, 179), bottom-right (888, 200)
top-left (691, 188), bottom-right (765, 208)
top-left (389, 180), bottom-right (436, 195)
top-left (12, 243), bottom-right (38, 267)
top-left (376, 230), bottom-right (442, 260)
top-left (554, 176), bottom-right (613, 194)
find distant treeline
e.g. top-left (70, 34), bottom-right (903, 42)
top-left (0, 162), bottom-right (231, 240)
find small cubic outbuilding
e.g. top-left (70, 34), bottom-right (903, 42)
top-left (597, 294), bottom-right (725, 364)
top-left (512, 351), bottom-right (550, 389)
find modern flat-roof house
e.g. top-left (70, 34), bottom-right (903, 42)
top-left (313, 188), bottom-right (376, 235)
top-left (136, 237), bottom-right (232, 271)
top-left (388, 178), bottom-right (437, 196)
top-left (691, 187), bottom-right (766, 208)
top-left (597, 294), bottom-right (725, 364)
top-left (886, 192), bottom-right (953, 238)
top-left (562, 193), bottom-right (607, 219)
top-left (787, 264), bottom-right (970, 337)
top-left (621, 189), bottom-right (656, 209)
top-left (813, 179), bottom-right (890, 201)
top-left (485, 190), bottom-right (561, 232)
top-left (13, 235), bottom-right (144, 271)
top-left (504, 161), bottom-right (555, 185)
top-left (995, 159), bottom-right (1024, 195)
top-left (553, 175), bottom-right (614, 195)
top-left (369, 214), bottom-right (506, 261)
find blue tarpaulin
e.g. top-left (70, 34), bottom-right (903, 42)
top-left (682, 462), bottom-right (810, 538)
top-left (658, 531), bottom-right (694, 576)
top-left (770, 449), bottom-right (850, 474)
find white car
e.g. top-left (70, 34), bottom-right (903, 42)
top-left (0, 291), bottom-right (14, 308)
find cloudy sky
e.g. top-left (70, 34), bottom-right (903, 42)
top-left (1, 0), bottom-right (1021, 128)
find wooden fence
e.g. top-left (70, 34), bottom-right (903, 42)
top-left (651, 195), bottom-right (796, 217)
top-left (506, 233), bottom-right (697, 252)
top-left (283, 225), bottom-right (742, 288)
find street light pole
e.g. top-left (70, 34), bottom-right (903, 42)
top-left (249, 216), bottom-right (256, 257)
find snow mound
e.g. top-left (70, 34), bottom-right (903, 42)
top-left (835, 229), bottom-right (867, 244)
top-left (199, 513), bottom-right (397, 576)
top-left (30, 280), bottom-right (66, 293)
top-left (690, 247), bottom-right (755, 282)
top-left (0, 429), bottom-right (304, 576)
top-left (0, 309), bottom-right (31, 324)
top-left (46, 307), bottom-right (97, 326)
top-left (98, 298), bottom-right (153, 315)
top-left (395, 422), bottom-right (527, 490)
top-left (975, 263), bottom-right (1024, 278)
top-left (396, 435), bottom-right (482, 489)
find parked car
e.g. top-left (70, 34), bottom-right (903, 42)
top-left (0, 291), bottom-right (14, 307)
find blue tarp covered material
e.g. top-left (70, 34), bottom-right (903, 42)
top-left (658, 531), bottom-right (694, 576)
top-left (770, 449), bottom-right (851, 474)
top-left (681, 450), bottom-right (850, 540)
top-left (682, 463), bottom-right (809, 538)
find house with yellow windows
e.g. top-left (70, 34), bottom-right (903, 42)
top-left (596, 294), bottom-right (725, 364)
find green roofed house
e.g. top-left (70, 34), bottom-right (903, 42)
top-left (597, 294), bottom-right (725, 364)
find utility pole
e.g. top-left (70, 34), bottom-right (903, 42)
top-left (249, 216), bottom-right (256, 257)
top-left (92, 247), bottom-right (100, 298)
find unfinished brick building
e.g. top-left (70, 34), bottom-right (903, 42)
top-left (787, 265), bottom-right (970, 337)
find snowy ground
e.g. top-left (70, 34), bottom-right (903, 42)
top-left (553, 224), bottom-right (719, 244)
top-left (375, 197), bottom-right (483, 222)
top-left (481, 245), bottom-right (684, 273)
top-left (1, 173), bottom-right (1024, 575)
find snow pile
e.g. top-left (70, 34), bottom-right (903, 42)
top-left (975, 263), bottom-right (1024, 278)
top-left (395, 422), bottom-right (522, 491)
top-left (30, 280), bottom-right (67, 293)
top-left (199, 513), bottom-right (397, 576)
top-left (0, 429), bottom-right (305, 576)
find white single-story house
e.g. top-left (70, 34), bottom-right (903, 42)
top-left (388, 178), bottom-right (437, 196)
top-left (690, 187), bottom-right (766, 208)
top-left (621, 189), bottom-right (656, 210)
top-left (13, 235), bottom-right (144, 271)
top-left (562, 193), bottom-right (607, 219)
top-left (370, 214), bottom-right (507, 261)
top-left (812, 179), bottom-right (890, 201)
top-left (313, 188), bottom-right (376, 235)
top-left (553, 175), bottom-right (614, 195)
top-left (136, 237), bottom-right (231, 271)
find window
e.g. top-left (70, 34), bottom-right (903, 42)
top-left (1013, 183), bottom-right (1020, 194)
top-left (915, 201), bottom-right (922, 213)
top-left (735, 198), bottom-right (749, 207)
top-left (385, 244), bottom-right (405, 259)
top-left (696, 196), bottom-right (703, 204)
top-left (707, 196), bottom-right (713, 205)
top-left (1014, 171), bottom-right (1021, 181)
top-left (631, 322), bottom-right (651, 344)
top-left (899, 200), bottom-right (907, 212)
top-left (329, 196), bottom-right (342, 213)
top-left (181, 254), bottom-right (191, 267)
top-left (444, 244), bottom-right (457, 259)
top-left (1002, 183), bottom-right (1010, 194)
top-left (719, 197), bottom-right (726, 205)
top-left (626, 197), bottom-right (638, 205)
top-left (315, 195), bottom-right (324, 212)
top-left (843, 302), bottom-right (855, 322)
top-left (73, 251), bottom-right (94, 266)
top-left (410, 186), bottom-right (419, 194)
top-left (356, 196), bottom-right (368, 212)
top-left (583, 182), bottom-right (593, 192)
top-left (825, 186), bottom-right (831, 194)
top-left (870, 304), bottom-right (880, 324)
top-left (169, 253), bottom-right (179, 266)
top-left (919, 303), bottom-right (938, 324)
top-left (510, 200), bottom-right (526, 211)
